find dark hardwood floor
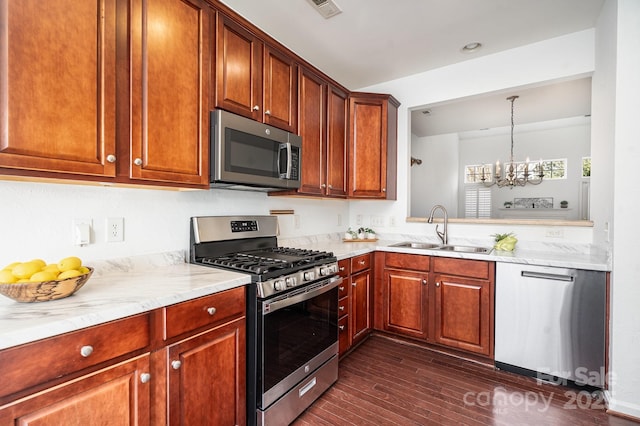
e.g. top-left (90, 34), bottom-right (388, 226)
top-left (293, 334), bottom-right (639, 426)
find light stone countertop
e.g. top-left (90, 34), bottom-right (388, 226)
top-left (0, 252), bottom-right (250, 351)
top-left (0, 237), bottom-right (610, 352)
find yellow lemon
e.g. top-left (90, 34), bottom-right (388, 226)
top-left (2, 261), bottom-right (20, 271)
top-left (58, 257), bottom-right (82, 272)
top-left (43, 264), bottom-right (60, 274)
top-left (29, 271), bottom-right (58, 282)
top-left (17, 278), bottom-right (31, 283)
top-left (12, 262), bottom-right (42, 279)
top-left (78, 266), bottom-right (90, 274)
top-left (0, 270), bottom-right (18, 283)
top-left (58, 269), bottom-right (83, 280)
top-left (29, 259), bottom-right (47, 269)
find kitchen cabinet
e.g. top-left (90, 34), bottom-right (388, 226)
top-left (127, 0), bottom-right (211, 186)
top-left (295, 67), bottom-right (348, 197)
top-left (0, 0), bottom-right (117, 177)
top-left (350, 253), bottom-right (373, 348)
top-left (337, 254), bottom-right (373, 356)
top-left (432, 257), bottom-right (495, 357)
top-left (0, 0), bottom-right (210, 188)
top-left (348, 93), bottom-right (400, 199)
top-left (216, 13), bottom-right (297, 132)
top-left (0, 314), bottom-right (152, 421)
top-left (375, 252), bottom-right (495, 358)
top-left (154, 287), bottom-right (247, 425)
top-left (337, 259), bottom-right (351, 357)
top-left (381, 253), bottom-right (430, 340)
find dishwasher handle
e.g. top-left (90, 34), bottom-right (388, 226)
top-left (521, 270), bottom-right (575, 282)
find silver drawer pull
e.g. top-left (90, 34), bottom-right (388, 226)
top-left (80, 345), bottom-right (94, 358)
top-left (339, 306), bottom-right (345, 311)
top-left (339, 267), bottom-right (345, 271)
top-left (339, 325), bottom-right (345, 331)
top-left (338, 286), bottom-right (344, 291)
top-left (207, 307), bottom-right (217, 316)
top-left (171, 360), bottom-right (182, 370)
top-left (140, 373), bottom-right (151, 384)
top-left (358, 260), bottom-right (366, 265)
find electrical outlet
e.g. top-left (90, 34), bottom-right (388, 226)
top-left (370, 215), bottom-right (385, 227)
top-left (390, 216), bottom-right (397, 227)
top-left (356, 214), bottom-right (363, 226)
top-left (107, 217), bottom-right (124, 242)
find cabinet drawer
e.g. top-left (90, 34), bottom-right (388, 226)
top-left (338, 297), bottom-right (349, 318)
top-left (433, 257), bottom-right (490, 280)
top-left (338, 278), bottom-right (349, 299)
top-left (385, 252), bottom-right (430, 271)
top-left (337, 259), bottom-right (350, 279)
top-left (0, 313), bottom-right (150, 400)
top-left (351, 253), bottom-right (371, 274)
top-left (165, 287), bottom-right (245, 339)
top-left (338, 315), bottom-right (350, 357)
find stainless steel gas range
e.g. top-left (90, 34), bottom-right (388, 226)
top-left (190, 216), bottom-right (340, 426)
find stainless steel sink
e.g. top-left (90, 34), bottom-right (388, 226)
top-left (389, 242), bottom-right (492, 254)
top-left (390, 242), bottom-right (442, 249)
top-left (438, 245), bottom-right (492, 254)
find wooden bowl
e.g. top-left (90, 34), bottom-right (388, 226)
top-left (0, 267), bottom-right (93, 303)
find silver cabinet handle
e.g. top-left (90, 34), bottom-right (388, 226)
top-left (339, 325), bottom-right (345, 331)
top-left (359, 260), bottom-right (366, 265)
top-left (133, 158), bottom-right (142, 166)
top-left (207, 307), bottom-right (217, 316)
top-left (436, 282), bottom-right (441, 287)
top-left (328, 185), bottom-right (333, 189)
top-left (422, 279), bottom-right (427, 285)
top-left (339, 306), bottom-right (345, 311)
top-left (265, 110), bottom-right (271, 115)
top-left (140, 373), bottom-right (151, 384)
top-left (253, 105), bottom-right (260, 111)
top-left (321, 183), bottom-right (326, 188)
top-left (80, 345), bottom-right (93, 357)
top-left (338, 286), bottom-right (344, 291)
top-left (382, 188), bottom-right (386, 192)
top-left (171, 360), bottom-right (182, 370)
top-left (339, 267), bottom-right (345, 272)
top-left (352, 282), bottom-right (356, 287)
top-left (106, 154), bottom-right (116, 163)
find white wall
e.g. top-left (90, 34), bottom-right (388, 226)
top-left (353, 30), bottom-right (596, 244)
top-left (602, 0), bottom-right (640, 418)
top-left (0, 181), bottom-right (349, 264)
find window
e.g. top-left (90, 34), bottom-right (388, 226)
top-left (464, 164), bottom-right (493, 184)
top-left (465, 187), bottom-right (492, 218)
top-left (582, 157), bottom-right (591, 178)
top-left (540, 158), bottom-right (567, 179)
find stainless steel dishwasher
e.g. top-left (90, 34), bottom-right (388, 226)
top-left (495, 262), bottom-right (606, 389)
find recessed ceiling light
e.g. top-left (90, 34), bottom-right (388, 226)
top-left (462, 42), bottom-right (482, 53)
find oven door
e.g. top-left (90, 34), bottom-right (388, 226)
top-left (257, 276), bottom-right (340, 409)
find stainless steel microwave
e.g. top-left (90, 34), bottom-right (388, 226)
top-left (210, 109), bottom-right (301, 191)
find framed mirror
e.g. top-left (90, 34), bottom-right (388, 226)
top-left (409, 77), bottom-right (592, 223)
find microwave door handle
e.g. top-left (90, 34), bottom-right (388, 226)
top-left (279, 142), bottom-right (292, 179)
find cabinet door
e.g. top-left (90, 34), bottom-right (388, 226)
top-left (433, 275), bottom-right (493, 357)
top-left (168, 317), bottom-right (246, 425)
top-left (0, 355), bottom-right (150, 425)
top-left (351, 269), bottom-right (371, 346)
top-left (263, 45), bottom-right (297, 132)
top-left (129, 0), bottom-right (210, 186)
top-left (297, 67), bottom-right (326, 196)
top-left (383, 269), bottom-right (429, 340)
top-left (0, 0), bottom-right (117, 177)
top-left (326, 85), bottom-right (348, 197)
top-left (216, 13), bottom-right (263, 121)
top-left (348, 96), bottom-right (387, 198)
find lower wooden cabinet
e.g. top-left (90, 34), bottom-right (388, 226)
top-left (338, 254), bottom-right (373, 356)
top-left (377, 252), bottom-right (495, 358)
top-left (167, 317), bottom-right (246, 425)
top-left (0, 355), bottom-right (150, 425)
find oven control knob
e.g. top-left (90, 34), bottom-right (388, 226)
top-left (285, 277), bottom-right (296, 287)
top-left (304, 271), bottom-right (315, 281)
top-left (274, 279), bottom-right (286, 291)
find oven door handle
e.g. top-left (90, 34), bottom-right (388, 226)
top-left (264, 277), bottom-right (342, 314)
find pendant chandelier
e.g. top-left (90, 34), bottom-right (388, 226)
top-left (480, 95), bottom-right (544, 188)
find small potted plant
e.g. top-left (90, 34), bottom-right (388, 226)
top-left (344, 228), bottom-right (357, 240)
top-left (364, 228), bottom-right (376, 240)
top-left (560, 200), bottom-right (568, 209)
top-left (503, 201), bottom-right (513, 209)
top-left (357, 227), bottom-right (366, 240)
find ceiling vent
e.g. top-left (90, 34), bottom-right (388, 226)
top-left (306, 0), bottom-right (342, 19)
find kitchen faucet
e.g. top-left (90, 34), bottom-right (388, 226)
top-left (427, 204), bottom-right (448, 245)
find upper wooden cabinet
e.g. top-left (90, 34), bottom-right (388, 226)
top-left (128, 0), bottom-right (211, 186)
top-left (0, 0), bottom-right (211, 188)
top-left (293, 67), bottom-right (347, 197)
top-left (0, 0), bottom-right (117, 177)
top-left (215, 14), bottom-right (297, 132)
top-left (348, 93), bottom-right (400, 199)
